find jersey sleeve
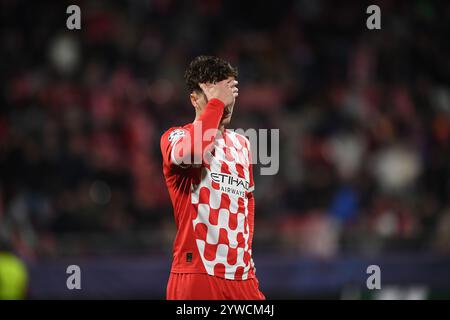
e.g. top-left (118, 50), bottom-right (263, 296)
top-left (160, 98), bottom-right (225, 168)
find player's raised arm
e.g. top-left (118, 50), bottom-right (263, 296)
top-left (161, 79), bottom-right (238, 168)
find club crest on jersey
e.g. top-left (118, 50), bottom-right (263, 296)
top-left (168, 129), bottom-right (186, 142)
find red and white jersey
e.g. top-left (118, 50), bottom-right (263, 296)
top-left (161, 125), bottom-right (256, 280)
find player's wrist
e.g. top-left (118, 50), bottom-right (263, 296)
top-left (207, 98), bottom-right (226, 110)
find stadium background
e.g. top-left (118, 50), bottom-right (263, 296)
top-left (1, 0), bottom-right (450, 299)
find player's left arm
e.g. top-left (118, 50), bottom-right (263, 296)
top-left (247, 139), bottom-right (255, 242)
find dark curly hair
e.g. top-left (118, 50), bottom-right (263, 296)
top-left (184, 56), bottom-right (238, 93)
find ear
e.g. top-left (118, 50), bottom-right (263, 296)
top-left (190, 92), bottom-right (199, 109)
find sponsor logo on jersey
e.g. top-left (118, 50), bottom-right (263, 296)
top-left (210, 172), bottom-right (249, 197)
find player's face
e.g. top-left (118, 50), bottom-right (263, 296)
top-left (192, 76), bottom-right (237, 126)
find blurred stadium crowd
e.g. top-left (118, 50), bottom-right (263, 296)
top-left (1, 0), bottom-right (450, 261)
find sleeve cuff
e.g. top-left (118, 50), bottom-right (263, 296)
top-left (207, 98), bottom-right (226, 110)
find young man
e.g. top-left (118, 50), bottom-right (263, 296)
top-left (160, 56), bottom-right (265, 300)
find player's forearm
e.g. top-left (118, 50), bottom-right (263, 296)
top-left (247, 192), bottom-right (254, 214)
top-left (247, 192), bottom-right (255, 242)
top-left (174, 98), bottom-right (225, 164)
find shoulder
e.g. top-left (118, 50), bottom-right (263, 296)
top-left (161, 124), bottom-right (192, 145)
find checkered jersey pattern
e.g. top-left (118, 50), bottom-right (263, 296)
top-left (191, 130), bottom-right (255, 280)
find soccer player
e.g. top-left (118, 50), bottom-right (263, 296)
top-left (160, 56), bottom-right (265, 300)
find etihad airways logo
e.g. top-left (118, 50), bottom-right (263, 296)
top-left (210, 172), bottom-right (249, 197)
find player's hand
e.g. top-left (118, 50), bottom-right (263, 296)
top-left (199, 79), bottom-right (238, 107)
